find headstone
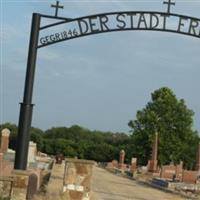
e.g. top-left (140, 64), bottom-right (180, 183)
top-left (26, 173), bottom-right (38, 200)
top-left (131, 158), bottom-right (137, 172)
top-left (63, 158), bottom-right (94, 200)
top-left (160, 164), bottom-right (176, 180)
top-left (160, 162), bottom-right (183, 181)
top-left (182, 170), bottom-right (198, 184)
top-left (0, 128), bottom-right (10, 153)
top-left (148, 132), bottom-right (158, 172)
top-left (28, 141), bottom-right (37, 165)
top-left (119, 150), bottom-right (125, 169)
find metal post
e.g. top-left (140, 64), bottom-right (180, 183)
top-left (14, 13), bottom-right (41, 170)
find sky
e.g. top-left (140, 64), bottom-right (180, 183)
top-left (1, 0), bottom-right (200, 133)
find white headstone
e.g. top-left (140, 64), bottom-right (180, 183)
top-left (28, 141), bottom-right (37, 165)
top-left (1, 128), bottom-right (10, 137)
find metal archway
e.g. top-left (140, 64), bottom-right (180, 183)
top-left (14, 1), bottom-right (200, 170)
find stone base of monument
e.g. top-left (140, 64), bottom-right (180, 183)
top-left (11, 170), bottom-right (29, 200)
top-left (151, 177), bottom-right (169, 188)
top-left (63, 158), bottom-right (95, 200)
top-left (147, 160), bottom-right (158, 173)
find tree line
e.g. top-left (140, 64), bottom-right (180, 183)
top-left (1, 87), bottom-right (199, 169)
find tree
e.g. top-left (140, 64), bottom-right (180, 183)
top-left (128, 87), bottom-right (199, 168)
top-left (30, 127), bottom-right (44, 151)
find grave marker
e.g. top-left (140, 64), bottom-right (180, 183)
top-left (26, 173), bottom-right (38, 200)
top-left (63, 158), bottom-right (94, 200)
top-left (0, 128), bottom-right (10, 153)
top-left (119, 150), bottom-right (125, 169)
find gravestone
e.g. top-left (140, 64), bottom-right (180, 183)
top-left (160, 164), bottom-right (176, 180)
top-left (0, 128), bottom-right (10, 153)
top-left (182, 170), bottom-right (198, 184)
top-left (119, 150), bottom-right (125, 169)
top-left (26, 173), bottom-right (38, 200)
top-left (63, 158), bottom-right (95, 200)
top-left (131, 158), bottom-right (137, 172)
top-left (28, 141), bottom-right (37, 165)
top-left (160, 162), bottom-right (183, 181)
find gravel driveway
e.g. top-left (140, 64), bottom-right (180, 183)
top-left (91, 167), bottom-right (186, 200)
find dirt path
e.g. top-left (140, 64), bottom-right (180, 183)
top-left (34, 163), bottom-right (189, 200)
top-left (91, 167), bottom-right (186, 200)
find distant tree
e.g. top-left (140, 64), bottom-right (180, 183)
top-left (0, 123), bottom-right (135, 163)
top-left (30, 127), bottom-right (44, 151)
top-left (128, 87), bottom-right (199, 168)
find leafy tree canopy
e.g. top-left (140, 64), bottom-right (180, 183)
top-left (128, 87), bottom-right (199, 168)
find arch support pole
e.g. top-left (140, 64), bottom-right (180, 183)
top-left (14, 13), bottom-right (41, 170)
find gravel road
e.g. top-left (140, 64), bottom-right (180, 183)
top-left (91, 167), bottom-right (186, 200)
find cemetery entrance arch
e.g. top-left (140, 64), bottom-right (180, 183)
top-left (14, 1), bottom-right (200, 170)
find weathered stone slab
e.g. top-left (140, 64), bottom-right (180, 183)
top-left (0, 176), bottom-right (13, 199)
top-left (27, 141), bottom-right (37, 165)
top-left (160, 163), bottom-right (183, 181)
top-left (182, 170), bottom-right (198, 184)
top-left (26, 173), bottom-right (38, 200)
top-left (11, 170), bottom-right (29, 200)
top-left (0, 158), bottom-right (14, 177)
top-left (63, 158), bottom-right (95, 200)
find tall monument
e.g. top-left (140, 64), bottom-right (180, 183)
top-left (148, 132), bottom-right (158, 172)
top-left (119, 149), bottom-right (125, 169)
top-left (196, 142), bottom-right (200, 171)
top-left (0, 128), bottom-right (10, 153)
